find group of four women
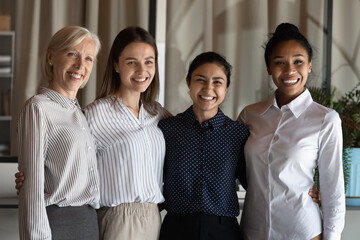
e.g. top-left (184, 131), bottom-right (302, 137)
top-left (16, 22), bottom-right (345, 240)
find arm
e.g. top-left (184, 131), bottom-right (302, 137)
top-left (18, 102), bottom-right (52, 240)
top-left (318, 111), bottom-right (345, 240)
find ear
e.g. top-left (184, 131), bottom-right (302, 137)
top-left (113, 62), bottom-right (119, 73)
top-left (186, 78), bottom-right (191, 87)
top-left (267, 67), bottom-right (272, 75)
top-left (46, 50), bottom-right (52, 65)
top-left (308, 61), bottom-right (312, 73)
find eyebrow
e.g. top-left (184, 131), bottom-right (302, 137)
top-left (124, 56), bottom-right (155, 61)
top-left (195, 74), bottom-right (225, 81)
top-left (273, 54), bottom-right (305, 59)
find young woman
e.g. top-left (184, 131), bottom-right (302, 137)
top-left (84, 26), bottom-right (170, 240)
top-left (158, 51), bottom-right (249, 240)
top-left (238, 23), bottom-right (345, 240)
top-left (17, 26), bottom-right (101, 240)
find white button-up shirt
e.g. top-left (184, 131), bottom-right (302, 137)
top-left (238, 89), bottom-right (345, 240)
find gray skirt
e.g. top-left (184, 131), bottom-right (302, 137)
top-left (46, 205), bottom-right (99, 240)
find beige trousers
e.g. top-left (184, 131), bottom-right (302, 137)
top-left (97, 202), bottom-right (161, 240)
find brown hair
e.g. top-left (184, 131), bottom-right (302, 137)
top-left (97, 26), bottom-right (160, 115)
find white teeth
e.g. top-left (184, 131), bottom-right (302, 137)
top-left (134, 78), bottom-right (146, 82)
top-left (200, 96), bottom-right (214, 100)
top-left (283, 79), bottom-right (298, 84)
top-left (70, 73), bottom-right (81, 79)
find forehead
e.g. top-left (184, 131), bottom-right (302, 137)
top-left (120, 42), bottom-right (155, 58)
top-left (192, 63), bottom-right (227, 81)
top-left (272, 40), bottom-right (308, 58)
top-left (63, 38), bottom-right (96, 55)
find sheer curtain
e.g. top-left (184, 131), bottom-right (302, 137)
top-left (11, 0), bottom-right (150, 154)
top-left (163, 0), bottom-right (329, 118)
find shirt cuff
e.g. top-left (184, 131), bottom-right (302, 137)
top-left (323, 231), bottom-right (341, 240)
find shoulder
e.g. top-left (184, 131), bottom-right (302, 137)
top-left (238, 100), bottom-right (269, 124)
top-left (309, 102), bottom-right (341, 123)
top-left (158, 111), bottom-right (184, 129)
top-left (84, 97), bottom-right (111, 111)
top-left (222, 114), bottom-right (249, 136)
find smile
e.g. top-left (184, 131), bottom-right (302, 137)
top-left (200, 95), bottom-right (215, 100)
top-left (283, 78), bottom-right (299, 85)
top-left (69, 72), bottom-right (82, 79)
top-left (133, 77), bottom-right (147, 82)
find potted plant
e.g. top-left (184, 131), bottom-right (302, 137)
top-left (309, 82), bottom-right (360, 205)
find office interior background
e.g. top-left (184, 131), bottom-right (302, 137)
top-left (0, 0), bottom-right (359, 239)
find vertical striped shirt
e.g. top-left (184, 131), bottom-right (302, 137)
top-left (17, 87), bottom-right (100, 240)
top-left (84, 96), bottom-right (170, 206)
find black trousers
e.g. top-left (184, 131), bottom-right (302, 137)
top-left (159, 212), bottom-right (241, 240)
top-left (46, 205), bottom-right (99, 240)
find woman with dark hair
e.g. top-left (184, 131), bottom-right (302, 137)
top-left (158, 51), bottom-right (249, 240)
top-left (84, 26), bottom-right (170, 240)
top-left (238, 23), bottom-right (345, 240)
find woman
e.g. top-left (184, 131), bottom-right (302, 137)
top-left (238, 23), bottom-right (345, 240)
top-left (84, 26), bottom-right (170, 240)
top-left (158, 51), bottom-right (249, 240)
top-left (17, 26), bottom-right (101, 240)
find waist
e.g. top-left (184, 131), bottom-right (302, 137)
top-left (166, 212), bottom-right (236, 223)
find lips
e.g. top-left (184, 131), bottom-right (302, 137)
top-left (200, 95), bottom-right (215, 100)
top-left (282, 78), bottom-right (300, 85)
top-left (132, 77), bottom-right (147, 82)
top-left (69, 72), bottom-right (83, 80)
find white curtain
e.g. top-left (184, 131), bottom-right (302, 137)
top-left (11, 0), bottom-right (150, 154)
top-left (163, 0), bottom-right (329, 118)
top-left (10, 0), bottom-right (360, 154)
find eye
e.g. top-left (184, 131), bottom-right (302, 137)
top-left (127, 61), bottom-right (136, 66)
top-left (67, 52), bottom-right (77, 57)
top-left (195, 78), bottom-right (205, 82)
top-left (85, 56), bottom-right (93, 62)
top-left (214, 80), bottom-right (223, 85)
top-left (145, 60), bottom-right (154, 65)
top-left (274, 61), bottom-right (284, 65)
top-left (294, 60), bottom-right (303, 64)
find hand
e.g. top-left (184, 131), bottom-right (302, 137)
top-left (308, 185), bottom-right (321, 205)
top-left (15, 171), bottom-right (25, 195)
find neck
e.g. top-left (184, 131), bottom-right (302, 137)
top-left (115, 89), bottom-right (141, 117)
top-left (48, 82), bottom-right (77, 100)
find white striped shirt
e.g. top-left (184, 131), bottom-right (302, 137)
top-left (17, 87), bottom-right (100, 240)
top-left (84, 96), bottom-right (169, 206)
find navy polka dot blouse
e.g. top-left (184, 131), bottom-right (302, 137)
top-left (158, 107), bottom-right (249, 217)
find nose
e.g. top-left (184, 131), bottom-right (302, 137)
top-left (284, 63), bottom-right (296, 74)
top-left (74, 57), bottom-right (84, 69)
top-left (202, 81), bottom-right (213, 91)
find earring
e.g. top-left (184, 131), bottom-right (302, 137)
top-left (49, 62), bottom-right (53, 66)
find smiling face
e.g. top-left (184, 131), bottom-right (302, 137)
top-left (114, 42), bottom-right (156, 99)
top-left (188, 63), bottom-right (228, 123)
top-left (267, 40), bottom-right (312, 106)
top-left (47, 38), bottom-right (96, 99)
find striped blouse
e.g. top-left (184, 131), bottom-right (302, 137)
top-left (17, 87), bottom-right (100, 240)
top-left (84, 96), bottom-right (170, 206)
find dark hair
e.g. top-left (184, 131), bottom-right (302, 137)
top-left (186, 51), bottom-right (232, 88)
top-left (264, 23), bottom-right (313, 68)
top-left (97, 26), bottom-right (159, 115)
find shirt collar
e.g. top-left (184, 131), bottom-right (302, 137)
top-left (39, 87), bottom-right (81, 110)
top-left (182, 106), bottom-right (226, 129)
top-left (261, 88), bottom-right (313, 118)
